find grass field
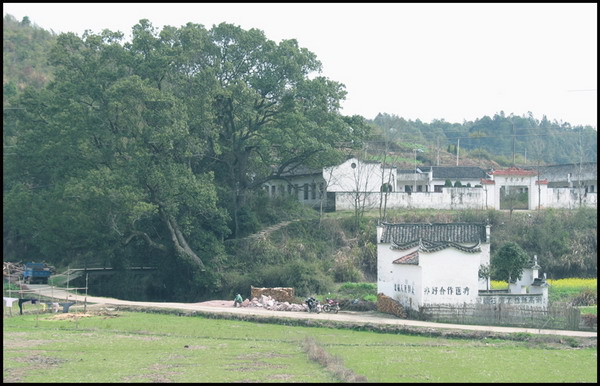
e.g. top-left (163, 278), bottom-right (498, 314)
top-left (3, 310), bottom-right (597, 383)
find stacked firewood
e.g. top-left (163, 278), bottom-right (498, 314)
top-left (376, 293), bottom-right (407, 318)
top-left (250, 286), bottom-right (295, 303)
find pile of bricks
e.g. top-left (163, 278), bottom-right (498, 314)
top-left (376, 293), bottom-right (407, 318)
top-left (250, 286), bottom-right (295, 303)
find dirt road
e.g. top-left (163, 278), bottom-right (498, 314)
top-left (22, 284), bottom-right (597, 338)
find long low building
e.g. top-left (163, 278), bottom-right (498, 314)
top-left (262, 157), bottom-right (597, 211)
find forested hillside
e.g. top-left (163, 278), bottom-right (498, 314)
top-left (3, 14), bottom-right (56, 97)
top-left (367, 112), bottom-right (597, 168)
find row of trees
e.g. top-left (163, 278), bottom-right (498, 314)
top-left (3, 19), bottom-right (370, 297)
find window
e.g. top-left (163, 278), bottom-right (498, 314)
top-left (303, 183), bottom-right (309, 200)
top-left (311, 183), bottom-right (316, 199)
top-left (271, 186), bottom-right (276, 196)
top-left (405, 185), bottom-right (411, 192)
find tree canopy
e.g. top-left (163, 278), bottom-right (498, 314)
top-left (491, 241), bottom-right (531, 283)
top-left (3, 20), bottom-right (368, 298)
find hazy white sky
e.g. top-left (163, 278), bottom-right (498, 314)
top-left (4, 3), bottom-right (598, 128)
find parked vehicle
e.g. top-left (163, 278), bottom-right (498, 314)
top-left (22, 262), bottom-right (53, 284)
top-left (305, 297), bottom-right (321, 313)
top-left (322, 298), bottom-right (340, 313)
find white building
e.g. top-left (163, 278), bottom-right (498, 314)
top-left (377, 222), bottom-right (550, 313)
top-left (262, 159), bottom-right (596, 211)
top-left (377, 222), bottom-right (491, 311)
top-left (396, 166), bottom-right (489, 193)
top-left (323, 157), bottom-right (397, 193)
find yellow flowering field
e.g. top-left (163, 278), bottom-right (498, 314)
top-left (546, 278), bottom-right (596, 289)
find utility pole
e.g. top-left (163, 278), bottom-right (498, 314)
top-left (510, 119), bottom-right (515, 166)
top-left (436, 136), bottom-right (440, 166)
top-left (456, 138), bottom-right (460, 166)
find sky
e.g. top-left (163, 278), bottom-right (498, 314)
top-left (4, 3), bottom-right (598, 128)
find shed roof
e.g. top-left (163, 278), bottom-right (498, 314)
top-left (392, 251), bottom-right (419, 265)
top-left (380, 223), bottom-right (487, 244)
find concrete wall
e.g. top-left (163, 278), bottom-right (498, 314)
top-left (333, 187), bottom-right (595, 211)
top-left (335, 188), bottom-right (489, 211)
top-left (420, 250), bottom-right (480, 309)
top-left (377, 243), bottom-right (422, 311)
top-left (377, 241), bottom-right (483, 311)
top-left (543, 188), bottom-right (597, 209)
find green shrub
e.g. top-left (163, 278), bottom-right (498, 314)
top-left (254, 259), bottom-right (334, 297)
top-left (570, 289), bottom-right (597, 306)
top-left (338, 282), bottom-right (377, 299)
top-left (332, 260), bottom-right (364, 283)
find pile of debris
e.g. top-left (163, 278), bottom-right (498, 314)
top-left (3, 261), bottom-right (24, 283)
top-left (243, 294), bottom-right (307, 312)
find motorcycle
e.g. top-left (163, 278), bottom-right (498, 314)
top-left (322, 298), bottom-right (340, 314)
top-left (305, 297), bottom-right (321, 313)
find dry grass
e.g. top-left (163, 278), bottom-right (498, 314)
top-left (300, 336), bottom-right (367, 383)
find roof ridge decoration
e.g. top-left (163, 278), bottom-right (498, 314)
top-left (419, 239), bottom-right (481, 253)
top-left (390, 239), bottom-right (420, 250)
top-left (391, 238), bottom-right (481, 253)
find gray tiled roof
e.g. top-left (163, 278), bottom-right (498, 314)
top-left (522, 162), bottom-right (597, 181)
top-left (380, 223), bottom-right (487, 244)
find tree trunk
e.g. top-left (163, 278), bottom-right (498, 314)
top-left (161, 208), bottom-right (206, 271)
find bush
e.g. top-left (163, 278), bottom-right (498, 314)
top-left (338, 282), bottom-right (377, 299)
top-left (570, 289), bottom-right (597, 306)
top-left (338, 298), bottom-right (377, 311)
top-left (332, 260), bottom-right (364, 283)
top-left (255, 259), bottom-right (334, 297)
top-left (581, 314), bottom-right (597, 328)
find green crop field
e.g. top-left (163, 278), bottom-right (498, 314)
top-left (3, 310), bottom-right (597, 383)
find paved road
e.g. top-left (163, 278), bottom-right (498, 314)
top-left (22, 284), bottom-right (597, 338)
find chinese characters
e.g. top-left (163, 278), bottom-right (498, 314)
top-left (424, 286), bottom-right (470, 296)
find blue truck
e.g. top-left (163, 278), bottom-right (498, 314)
top-left (22, 262), bottom-right (53, 284)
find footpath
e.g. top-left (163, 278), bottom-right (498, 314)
top-left (22, 284), bottom-right (597, 339)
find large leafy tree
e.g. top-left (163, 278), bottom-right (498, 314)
top-left (170, 22), bottom-right (368, 236)
top-left (3, 20), bottom-right (368, 297)
top-left (4, 28), bottom-right (229, 291)
top-left (114, 20), bottom-right (368, 237)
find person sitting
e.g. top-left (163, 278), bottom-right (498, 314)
top-left (233, 293), bottom-right (243, 307)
